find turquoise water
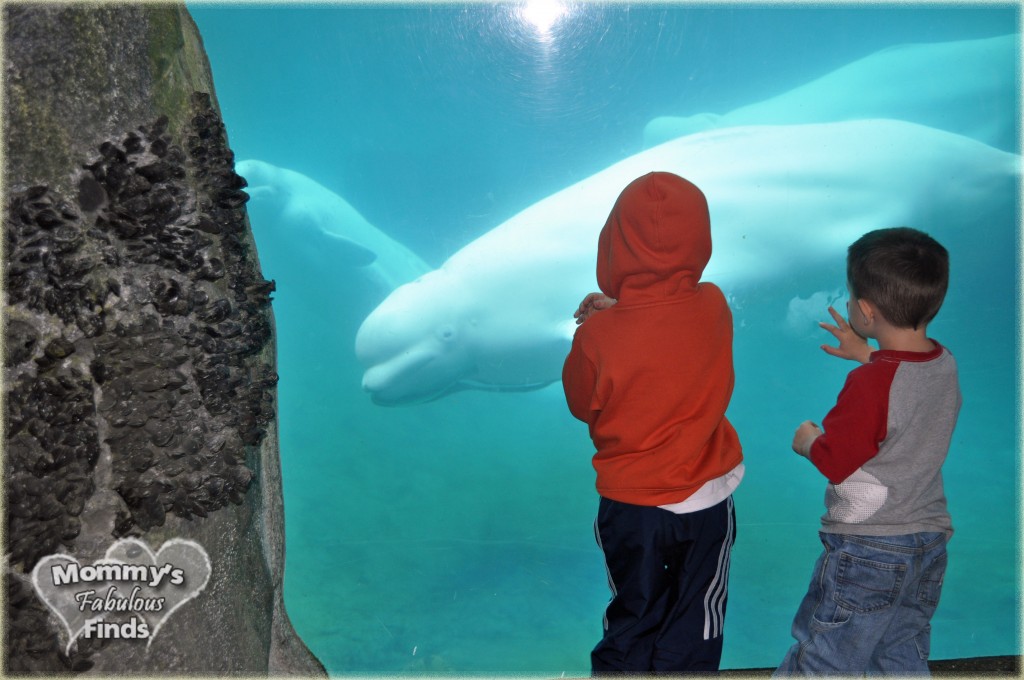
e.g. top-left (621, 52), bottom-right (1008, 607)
top-left (189, 4), bottom-right (1020, 675)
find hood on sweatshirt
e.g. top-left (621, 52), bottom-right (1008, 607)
top-left (596, 172), bottom-right (712, 303)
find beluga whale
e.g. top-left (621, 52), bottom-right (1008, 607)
top-left (643, 34), bottom-right (1019, 151)
top-left (355, 120), bottom-right (1020, 405)
top-left (236, 159), bottom-right (431, 294)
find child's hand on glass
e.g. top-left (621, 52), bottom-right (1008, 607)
top-left (574, 293), bottom-right (617, 325)
top-left (820, 306), bottom-right (871, 363)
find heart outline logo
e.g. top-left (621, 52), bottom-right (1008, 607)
top-left (30, 537), bottom-right (211, 653)
top-left (31, 553), bottom-right (122, 656)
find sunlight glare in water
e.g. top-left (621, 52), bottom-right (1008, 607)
top-left (516, 0), bottom-right (571, 41)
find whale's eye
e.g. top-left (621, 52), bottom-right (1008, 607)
top-left (436, 325), bottom-right (457, 343)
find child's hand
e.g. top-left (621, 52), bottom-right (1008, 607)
top-left (574, 293), bottom-right (617, 325)
top-left (820, 306), bottom-right (872, 364)
top-left (792, 421), bottom-right (823, 458)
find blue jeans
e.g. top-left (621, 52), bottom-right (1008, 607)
top-left (775, 531), bottom-right (947, 676)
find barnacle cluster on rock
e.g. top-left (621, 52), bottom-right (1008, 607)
top-left (46, 92), bottom-right (278, 535)
top-left (4, 184), bottom-right (111, 339)
top-left (5, 367), bottom-right (97, 567)
top-left (5, 92), bottom-right (277, 668)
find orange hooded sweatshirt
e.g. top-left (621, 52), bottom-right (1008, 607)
top-left (562, 172), bottom-right (743, 506)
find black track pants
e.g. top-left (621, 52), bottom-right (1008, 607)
top-left (591, 495), bottom-right (736, 674)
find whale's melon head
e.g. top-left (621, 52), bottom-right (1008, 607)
top-left (355, 270), bottom-right (475, 405)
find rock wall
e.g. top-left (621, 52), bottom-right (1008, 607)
top-left (3, 4), bottom-right (325, 675)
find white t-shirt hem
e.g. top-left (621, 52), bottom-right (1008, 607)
top-left (658, 463), bottom-right (745, 514)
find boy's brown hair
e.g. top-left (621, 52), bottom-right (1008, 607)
top-left (847, 227), bottom-right (949, 330)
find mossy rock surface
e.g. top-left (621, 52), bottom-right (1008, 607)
top-left (3, 3), bottom-right (324, 675)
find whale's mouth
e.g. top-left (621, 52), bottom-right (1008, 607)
top-left (360, 349), bottom-right (470, 406)
top-left (362, 353), bottom-right (429, 395)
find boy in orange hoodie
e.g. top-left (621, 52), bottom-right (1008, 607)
top-left (563, 172), bottom-right (744, 673)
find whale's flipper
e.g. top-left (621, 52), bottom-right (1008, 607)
top-left (320, 230), bottom-right (378, 267)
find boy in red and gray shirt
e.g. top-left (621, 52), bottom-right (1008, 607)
top-left (777, 227), bottom-right (959, 675)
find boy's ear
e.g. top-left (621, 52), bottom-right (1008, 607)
top-left (855, 298), bottom-right (875, 325)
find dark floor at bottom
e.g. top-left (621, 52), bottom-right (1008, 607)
top-left (721, 654), bottom-right (1021, 676)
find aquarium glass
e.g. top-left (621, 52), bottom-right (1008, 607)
top-left (187, 3), bottom-right (1020, 675)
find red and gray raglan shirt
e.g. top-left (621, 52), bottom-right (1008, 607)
top-left (809, 342), bottom-right (960, 538)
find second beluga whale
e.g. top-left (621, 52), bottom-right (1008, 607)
top-left (237, 159), bottom-right (432, 295)
top-left (643, 34), bottom-right (1019, 151)
top-left (355, 120), bottom-right (1019, 405)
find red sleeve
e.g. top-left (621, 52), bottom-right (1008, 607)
top-left (809, 360), bottom-right (896, 484)
top-left (562, 333), bottom-right (598, 425)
